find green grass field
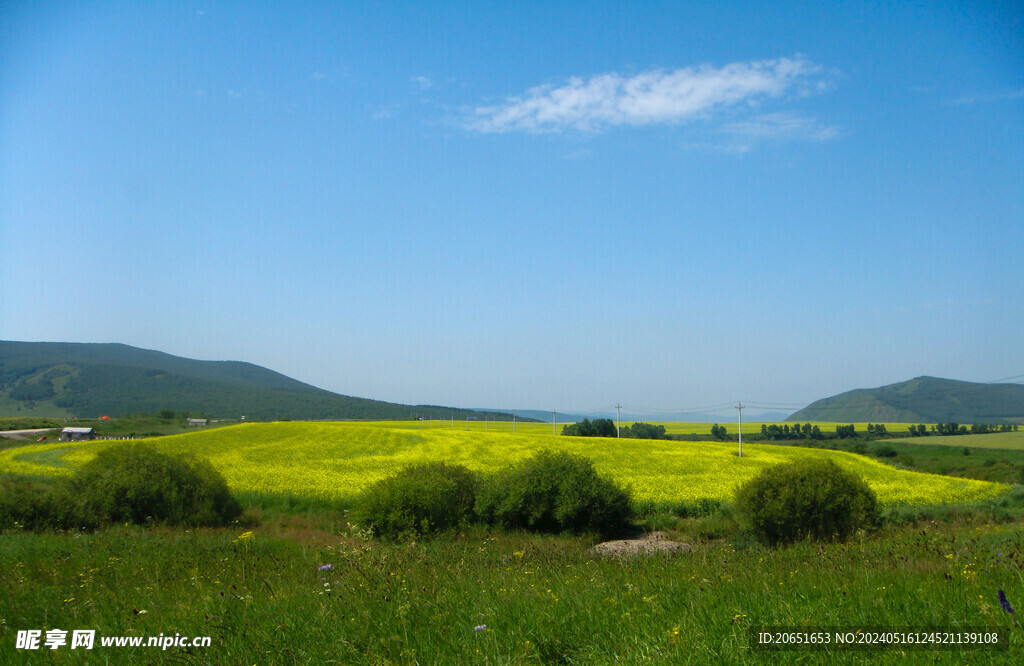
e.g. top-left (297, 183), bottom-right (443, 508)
top-left (2, 516), bottom-right (1022, 662)
top-left (888, 431), bottom-right (1024, 451)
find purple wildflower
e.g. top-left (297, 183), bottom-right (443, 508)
top-left (998, 590), bottom-right (1017, 624)
top-left (318, 564), bottom-right (333, 571)
top-left (474, 625), bottom-right (487, 632)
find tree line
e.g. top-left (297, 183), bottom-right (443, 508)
top-left (561, 418), bottom-right (669, 440)
top-left (561, 418), bottom-right (1019, 443)
top-left (909, 423), bottom-right (1018, 437)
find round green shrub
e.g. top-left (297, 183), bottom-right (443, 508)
top-left (57, 444), bottom-right (242, 528)
top-left (734, 458), bottom-right (878, 546)
top-left (475, 450), bottom-right (632, 535)
top-left (353, 462), bottom-right (478, 540)
top-left (0, 475), bottom-right (62, 531)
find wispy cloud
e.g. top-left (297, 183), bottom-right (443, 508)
top-left (948, 87), bottom-right (1024, 105)
top-left (371, 105), bottom-right (398, 121)
top-left (466, 57), bottom-right (829, 133)
top-left (723, 112), bottom-right (839, 142)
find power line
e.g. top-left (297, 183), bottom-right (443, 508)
top-left (550, 372), bottom-right (1024, 423)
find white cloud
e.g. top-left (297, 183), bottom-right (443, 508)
top-left (413, 76), bottom-right (434, 91)
top-left (467, 57), bottom-right (827, 133)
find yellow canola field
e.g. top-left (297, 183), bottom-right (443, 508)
top-left (0, 421), bottom-right (1006, 506)
top-left (349, 420), bottom-right (922, 436)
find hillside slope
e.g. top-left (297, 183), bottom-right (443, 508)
top-left (0, 341), bottom-right (519, 421)
top-left (787, 376), bottom-right (1024, 423)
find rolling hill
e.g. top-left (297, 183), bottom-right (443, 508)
top-left (0, 341), bottom-right (522, 421)
top-left (787, 376), bottom-right (1024, 424)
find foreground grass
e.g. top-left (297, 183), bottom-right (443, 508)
top-left (2, 516), bottom-right (1022, 664)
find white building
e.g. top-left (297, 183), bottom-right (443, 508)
top-left (60, 427), bottom-right (95, 441)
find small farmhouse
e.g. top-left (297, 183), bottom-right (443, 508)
top-left (187, 418), bottom-right (210, 427)
top-left (60, 427), bottom-right (95, 441)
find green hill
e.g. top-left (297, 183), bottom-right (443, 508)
top-left (0, 341), bottom-right (522, 421)
top-left (787, 376), bottom-right (1024, 424)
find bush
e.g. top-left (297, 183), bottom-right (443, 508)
top-left (475, 450), bottom-right (632, 535)
top-left (353, 462), bottom-right (478, 539)
top-left (56, 444), bottom-right (241, 528)
top-left (0, 475), bottom-right (62, 530)
top-left (734, 458), bottom-right (878, 546)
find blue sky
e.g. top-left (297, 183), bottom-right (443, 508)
top-left (2, 1), bottom-right (1022, 416)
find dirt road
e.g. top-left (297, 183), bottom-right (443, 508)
top-left (0, 428), bottom-right (56, 441)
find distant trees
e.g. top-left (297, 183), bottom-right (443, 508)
top-left (561, 418), bottom-right (617, 438)
top-left (561, 418), bottom-right (1019, 443)
top-left (935, 422), bottom-right (969, 436)
top-left (760, 423), bottom-right (823, 441)
top-left (10, 380), bottom-right (56, 402)
top-left (835, 424), bottom-right (857, 439)
top-left (620, 422), bottom-right (668, 440)
top-left (909, 423), bottom-right (1017, 437)
top-left (561, 419), bottom-right (669, 440)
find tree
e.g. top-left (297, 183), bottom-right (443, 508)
top-left (620, 422), bottom-right (667, 440)
top-left (835, 424), bottom-right (856, 439)
top-left (561, 418), bottom-right (617, 438)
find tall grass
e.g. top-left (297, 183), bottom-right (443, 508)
top-left (2, 518), bottom-right (1022, 663)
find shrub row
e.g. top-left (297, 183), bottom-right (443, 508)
top-left (352, 450), bottom-right (633, 540)
top-left (4, 442), bottom-right (882, 549)
top-left (0, 445), bottom-right (241, 530)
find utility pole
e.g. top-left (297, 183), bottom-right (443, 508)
top-left (552, 410), bottom-right (557, 436)
top-left (513, 413), bottom-right (516, 434)
top-left (616, 403), bottom-right (622, 438)
top-left (736, 402), bottom-right (744, 458)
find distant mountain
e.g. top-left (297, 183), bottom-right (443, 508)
top-left (479, 409), bottom-right (592, 424)
top-left (486, 409), bottom-right (779, 424)
top-left (0, 341), bottom-right (521, 421)
top-left (787, 376), bottom-right (1024, 424)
